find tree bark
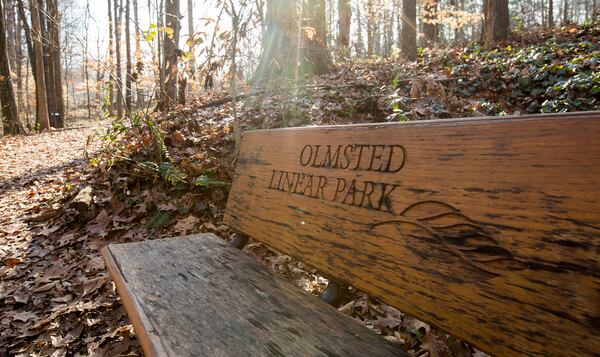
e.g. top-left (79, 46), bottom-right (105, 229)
top-left (306, 0), bottom-right (327, 45)
top-left (114, 0), bottom-right (123, 118)
top-left (125, 0), bottom-right (132, 114)
top-left (134, 0), bottom-right (143, 107)
top-left (47, 0), bottom-right (64, 127)
top-left (187, 0), bottom-right (194, 76)
top-left (107, 0), bottom-right (114, 116)
top-left (253, 0), bottom-right (331, 85)
top-left (0, 0), bottom-right (23, 134)
top-left (548, 0), bottom-right (554, 27)
top-left (401, 0), bottom-right (417, 61)
top-left (423, 0), bottom-right (438, 47)
top-left (562, 0), bottom-right (568, 24)
top-left (84, 0), bottom-right (91, 120)
top-left (338, 0), bottom-right (351, 53)
top-left (29, 0), bottom-right (49, 130)
top-left (162, 0), bottom-right (180, 107)
top-left (483, 0), bottom-right (510, 45)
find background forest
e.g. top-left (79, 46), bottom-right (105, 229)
top-left (0, 0), bottom-right (598, 135)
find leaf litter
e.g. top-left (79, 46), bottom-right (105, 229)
top-left (2, 23), bottom-right (599, 356)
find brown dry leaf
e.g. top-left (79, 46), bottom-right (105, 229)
top-left (173, 215), bottom-right (200, 235)
top-left (79, 276), bottom-right (109, 297)
top-left (4, 258), bottom-right (21, 266)
top-left (87, 210), bottom-right (111, 237)
top-left (13, 311), bottom-right (39, 322)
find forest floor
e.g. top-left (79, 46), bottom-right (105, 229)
top-left (1, 23), bottom-right (599, 356)
top-left (0, 122), bottom-right (144, 356)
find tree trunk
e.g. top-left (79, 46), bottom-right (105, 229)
top-left (162, 0), bottom-right (180, 107)
top-left (306, 0), bottom-right (327, 45)
top-left (337, 0), bottom-right (351, 53)
top-left (187, 0), bottom-right (194, 77)
top-left (366, 0), bottom-right (374, 55)
top-left (134, 0), bottom-right (143, 107)
top-left (548, 0), bottom-right (554, 27)
top-left (483, 0), bottom-right (510, 45)
top-left (29, 0), bottom-right (49, 130)
top-left (401, 0), bottom-right (417, 61)
top-left (37, 0), bottom-right (55, 126)
top-left (114, 0), bottom-right (123, 118)
top-left (0, 0), bottom-right (23, 135)
top-left (84, 0), bottom-right (91, 120)
top-left (356, 0), bottom-right (364, 56)
top-left (253, 0), bottom-right (331, 85)
top-left (125, 0), bottom-right (132, 114)
top-left (47, 0), bottom-right (64, 127)
top-left (107, 0), bottom-right (114, 116)
top-left (423, 0), bottom-right (438, 47)
top-left (562, 0), bottom-right (568, 24)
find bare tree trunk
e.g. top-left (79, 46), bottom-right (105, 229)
top-left (14, 1), bottom-right (25, 121)
top-left (0, 0), bottom-right (23, 134)
top-left (423, 0), bottom-right (438, 47)
top-left (549, 0), bottom-right (554, 27)
top-left (84, 0), bottom-right (91, 120)
top-left (187, 0), bottom-right (194, 76)
top-left (157, 0), bottom-right (165, 102)
top-left (37, 0), bottom-right (55, 126)
top-left (401, 0), bottom-right (417, 61)
top-left (306, 0), bottom-right (327, 45)
top-left (483, 0), bottom-right (510, 45)
top-left (107, 0), bottom-right (114, 116)
top-left (162, 0), bottom-right (180, 107)
top-left (114, 0), bottom-right (123, 118)
top-left (356, 0), bottom-right (364, 56)
top-left (562, 0), bottom-right (569, 24)
top-left (366, 0), bottom-right (374, 55)
top-left (134, 0), bottom-right (143, 107)
top-left (125, 0), bottom-right (132, 114)
top-left (16, 0), bottom-right (34, 127)
top-left (29, 0), bottom-right (49, 130)
top-left (47, 0), bottom-right (64, 127)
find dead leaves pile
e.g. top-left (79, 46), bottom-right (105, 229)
top-left (0, 123), bottom-right (140, 356)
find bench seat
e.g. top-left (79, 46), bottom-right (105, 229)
top-left (102, 233), bottom-right (407, 356)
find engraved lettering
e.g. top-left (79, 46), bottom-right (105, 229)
top-left (300, 145), bottom-right (312, 166)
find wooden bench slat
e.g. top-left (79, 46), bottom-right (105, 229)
top-left (102, 234), bottom-right (407, 357)
top-left (224, 113), bottom-right (600, 356)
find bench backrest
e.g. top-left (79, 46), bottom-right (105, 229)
top-left (224, 112), bottom-right (600, 356)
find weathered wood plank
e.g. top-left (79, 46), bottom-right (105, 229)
top-left (102, 234), bottom-right (407, 357)
top-left (224, 112), bottom-right (600, 356)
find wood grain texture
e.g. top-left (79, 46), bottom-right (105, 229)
top-left (224, 112), bottom-right (600, 356)
top-left (101, 234), bottom-right (408, 357)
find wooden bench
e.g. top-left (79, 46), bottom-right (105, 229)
top-left (102, 112), bottom-right (600, 356)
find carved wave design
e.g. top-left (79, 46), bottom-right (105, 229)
top-left (371, 200), bottom-right (526, 283)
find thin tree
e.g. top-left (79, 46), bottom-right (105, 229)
top-left (84, 0), bottom-right (91, 120)
top-left (187, 0), bottom-right (194, 77)
top-left (562, 0), bottom-right (569, 24)
top-left (29, 0), bottom-right (49, 130)
top-left (107, 0), bottom-right (115, 116)
top-left (338, 0), bottom-right (351, 54)
top-left (114, 0), bottom-right (123, 118)
top-left (47, 0), bottom-right (64, 127)
top-left (0, 0), bottom-right (23, 134)
top-left (401, 0), bottom-right (417, 61)
top-left (162, 0), bottom-right (180, 106)
top-left (548, 0), bottom-right (554, 27)
top-left (125, 0), bottom-right (132, 114)
top-left (423, 0), bottom-right (439, 47)
top-left (134, 0), bottom-right (143, 107)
